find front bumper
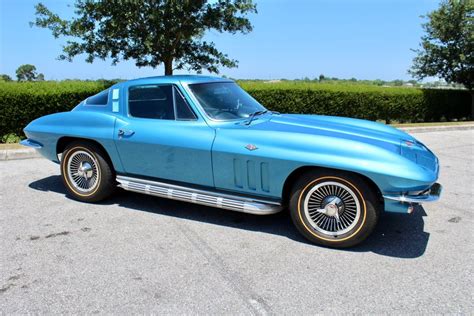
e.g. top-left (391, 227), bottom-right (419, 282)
top-left (383, 183), bottom-right (442, 213)
top-left (383, 183), bottom-right (442, 203)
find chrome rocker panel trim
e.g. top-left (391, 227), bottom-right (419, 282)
top-left (116, 175), bottom-right (283, 215)
top-left (383, 183), bottom-right (442, 204)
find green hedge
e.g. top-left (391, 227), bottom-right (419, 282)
top-left (0, 80), bottom-right (471, 139)
top-left (240, 81), bottom-right (472, 123)
top-left (0, 81), bottom-right (111, 137)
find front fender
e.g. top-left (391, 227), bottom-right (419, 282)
top-left (212, 127), bottom-right (437, 199)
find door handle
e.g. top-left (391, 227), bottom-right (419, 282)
top-left (118, 129), bottom-right (135, 137)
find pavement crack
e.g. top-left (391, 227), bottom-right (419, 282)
top-left (7, 274), bottom-right (21, 281)
top-left (0, 284), bottom-right (14, 294)
top-left (448, 216), bottom-right (462, 223)
top-left (45, 231), bottom-right (70, 238)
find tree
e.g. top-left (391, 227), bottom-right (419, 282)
top-left (391, 79), bottom-right (404, 86)
top-left (36, 73), bottom-right (45, 81)
top-left (32, 0), bottom-right (257, 75)
top-left (16, 64), bottom-right (38, 81)
top-left (0, 74), bottom-right (12, 81)
top-left (410, 0), bottom-right (473, 91)
top-left (373, 79), bottom-right (385, 86)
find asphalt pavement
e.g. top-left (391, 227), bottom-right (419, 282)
top-left (1, 129), bottom-right (473, 314)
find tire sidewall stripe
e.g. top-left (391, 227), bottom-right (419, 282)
top-left (297, 176), bottom-right (367, 243)
top-left (62, 146), bottom-right (102, 197)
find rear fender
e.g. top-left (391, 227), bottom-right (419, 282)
top-left (23, 112), bottom-right (124, 173)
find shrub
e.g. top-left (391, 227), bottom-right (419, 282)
top-left (1, 133), bottom-right (21, 143)
top-left (239, 81), bottom-right (472, 123)
top-left (0, 81), bottom-right (111, 137)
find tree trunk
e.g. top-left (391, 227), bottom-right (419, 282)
top-left (164, 58), bottom-right (173, 76)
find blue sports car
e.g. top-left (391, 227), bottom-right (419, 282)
top-left (21, 75), bottom-right (442, 247)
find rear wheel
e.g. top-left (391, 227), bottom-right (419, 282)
top-left (60, 141), bottom-right (115, 202)
top-left (289, 170), bottom-right (380, 248)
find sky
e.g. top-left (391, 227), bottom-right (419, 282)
top-left (0, 0), bottom-right (441, 81)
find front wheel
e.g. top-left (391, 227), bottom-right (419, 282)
top-left (60, 141), bottom-right (115, 203)
top-left (289, 170), bottom-right (380, 248)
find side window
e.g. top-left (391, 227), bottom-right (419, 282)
top-left (174, 87), bottom-right (197, 120)
top-left (128, 85), bottom-right (174, 120)
top-left (86, 89), bottom-right (109, 105)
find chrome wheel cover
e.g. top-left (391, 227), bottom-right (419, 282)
top-left (66, 150), bottom-right (100, 193)
top-left (303, 181), bottom-right (361, 236)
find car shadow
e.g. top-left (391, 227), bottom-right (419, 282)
top-left (29, 175), bottom-right (429, 259)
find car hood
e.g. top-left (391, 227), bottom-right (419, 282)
top-left (250, 114), bottom-right (415, 151)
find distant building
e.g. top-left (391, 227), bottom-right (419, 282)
top-left (264, 80), bottom-right (282, 84)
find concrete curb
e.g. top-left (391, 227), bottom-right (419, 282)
top-left (1, 124), bottom-right (473, 161)
top-left (0, 148), bottom-right (41, 161)
top-left (398, 124), bottom-right (474, 133)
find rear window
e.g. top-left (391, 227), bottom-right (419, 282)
top-left (86, 89), bottom-right (109, 105)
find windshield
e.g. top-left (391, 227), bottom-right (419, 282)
top-left (188, 82), bottom-right (267, 120)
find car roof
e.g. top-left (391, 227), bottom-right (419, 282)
top-left (123, 75), bottom-right (233, 86)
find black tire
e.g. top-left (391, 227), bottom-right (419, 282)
top-left (289, 169), bottom-right (380, 248)
top-left (60, 141), bottom-right (115, 203)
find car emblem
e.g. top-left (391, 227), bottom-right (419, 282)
top-left (245, 144), bottom-right (258, 151)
